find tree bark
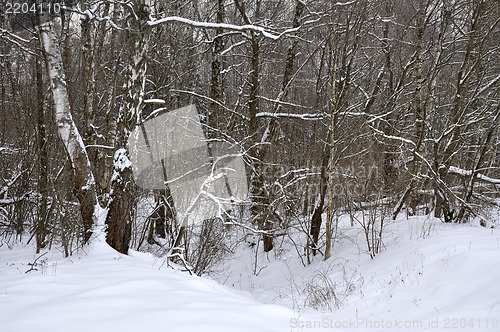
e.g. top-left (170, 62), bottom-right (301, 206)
top-left (35, 56), bottom-right (48, 253)
top-left (37, 9), bottom-right (98, 243)
top-left (105, 1), bottom-right (151, 253)
top-left (234, 0), bottom-right (274, 252)
top-left (106, 149), bottom-right (135, 254)
top-left (210, 0), bottom-right (225, 115)
top-left (325, 32), bottom-right (339, 261)
top-left (310, 144), bottom-right (329, 256)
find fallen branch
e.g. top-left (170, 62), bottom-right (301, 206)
top-left (25, 252), bottom-right (48, 273)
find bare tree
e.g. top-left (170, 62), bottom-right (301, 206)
top-left (37, 3), bottom-right (98, 243)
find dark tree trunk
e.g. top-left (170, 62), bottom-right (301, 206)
top-left (106, 152), bottom-right (135, 254)
top-left (105, 1), bottom-right (151, 253)
top-left (310, 145), bottom-right (329, 256)
top-left (36, 57), bottom-right (48, 253)
top-left (235, 0), bottom-right (274, 252)
top-left (147, 189), bottom-right (175, 244)
top-left (210, 0), bottom-right (225, 115)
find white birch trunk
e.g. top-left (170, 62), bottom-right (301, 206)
top-left (37, 13), bottom-right (98, 241)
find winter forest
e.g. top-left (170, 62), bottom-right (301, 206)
top-left (1, 0), bottom-right (500, 331)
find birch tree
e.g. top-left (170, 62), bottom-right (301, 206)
top-left (36, 3), bottom-right (98, 243)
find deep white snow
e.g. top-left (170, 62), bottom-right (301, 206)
top-left (0, 237), bottom-right (294, 332)
top-left (1, 214), bottom-right (499, 332)
top-left (209, 215), bottom-right (500, 331)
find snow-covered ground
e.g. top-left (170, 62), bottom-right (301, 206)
top-left (210, 214), bottom-right (500, 331)
top-left (0, 237), bottom-right (295, 332)
top-left (1, 214), bottom-right (499, 331)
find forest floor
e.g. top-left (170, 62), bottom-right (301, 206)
top-left (1, 212), bottom-right (499, 331)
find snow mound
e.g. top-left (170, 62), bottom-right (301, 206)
top-left (2, 216), bottom-right (500, 332)
top-left (0, 239), bottom-right (296, 332)
top-left (210, 216), bottom-right (500, 331)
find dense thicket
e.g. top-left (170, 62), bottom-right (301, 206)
top-left (1, 0), bottom-right (498, 266)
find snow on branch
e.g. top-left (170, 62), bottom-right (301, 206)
top-left (0, 192), bottom-right (40, 207)
top-left (143, 98), bottom-right (166, 104)
top-left (333, 0), bottom-right (358, 6)
top-left (169, 89), bottom-right (248, 120)
top-left (148, 16), bottom-right (282, 40)
top-left (0, 28), bottom-right (38, 56)
top-left (0, 146), bottom-right (18, 155)
top-left (478, 74), bottom-right (500, 96)
top-left (0, 28), bottom-right (33, 44)
top-left (448, 166), bottom-right (500, 186)
top-left (256, 112), bottom-right (323, 120)
top-left (221, 40), bottom-right (247, 56)
top-left (370, 126), bottom-right (416, 146)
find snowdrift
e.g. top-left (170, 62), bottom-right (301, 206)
top-left (1, 215), bottom-right (500, 332)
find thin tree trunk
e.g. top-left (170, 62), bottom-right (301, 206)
top-left (456, 109), bottom-right (500, 221)
top-left (35, 57), bottom-right (48, 253)
top-left (309, 40), bottom-right (329, 257)
top-left (310, 144), bottom-right (329, 256)
top-left (435, 2), bottom-right (483, 222)
top-left (210, 0), bottom-right (225, 115)
top-left (234, 0), bottom-right (274, 251)
top-left (325, 35), bottom-right (339, 261)
top-left (409, 0), bottom-right (426, 216)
